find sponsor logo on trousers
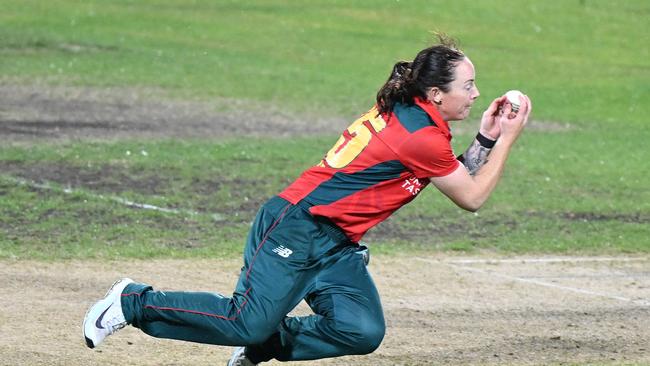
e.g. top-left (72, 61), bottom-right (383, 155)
top-left (272, 245), bottom-right (293, 258)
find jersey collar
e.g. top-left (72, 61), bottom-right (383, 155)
top-left (414, 97), bottom-right (452, 139)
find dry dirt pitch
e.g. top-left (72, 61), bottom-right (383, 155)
top-left (1, 86), bottom-right (648, 365)
top-left (1, 256), bottom-right (649, 366)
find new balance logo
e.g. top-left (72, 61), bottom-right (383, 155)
top-left (272, 245), bottom-right (293, 258)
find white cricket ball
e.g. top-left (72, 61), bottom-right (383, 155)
top-left (505, 90), bottom-right (524, 113)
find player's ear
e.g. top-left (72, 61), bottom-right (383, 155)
top-left (427, 87), bottom-right (443, 105)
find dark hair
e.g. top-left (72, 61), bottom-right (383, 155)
top-left (376, 34), bottom-right (465, 115)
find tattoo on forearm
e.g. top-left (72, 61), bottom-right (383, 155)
top-left (460, 139), bottom-right (492, 175)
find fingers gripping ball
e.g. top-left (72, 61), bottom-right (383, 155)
top-left (505, 90), bottom-right (524, 113)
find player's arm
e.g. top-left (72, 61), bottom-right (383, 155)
top-left (456, 95), bottom-right (506, 175)
top-left (456, 134), bottom-right (495, 175)
top-left (430, 95), bottom-right (532, 212)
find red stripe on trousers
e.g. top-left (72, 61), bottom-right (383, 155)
top-left (126, 203), bottom-right (292, 322)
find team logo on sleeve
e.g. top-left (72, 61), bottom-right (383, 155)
top-left (401, 177), bottom-right (423, 196)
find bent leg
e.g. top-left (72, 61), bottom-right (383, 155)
top-left (247, 246), bottom-right (385, 362)
top-left (120, 196), bottom-right (323, 346)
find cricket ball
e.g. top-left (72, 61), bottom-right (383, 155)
top-left (505, 90), bottom-right (524, 113)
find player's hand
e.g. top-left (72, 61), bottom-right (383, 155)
top-left (479, 95), bottom-right (507, 140)
top-left (498, 94), bottom-right (532, 143)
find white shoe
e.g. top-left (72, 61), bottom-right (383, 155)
top-left (83, 278), bottom-right (134, 348)
top-left (227, 346), bottom-right (258, 366)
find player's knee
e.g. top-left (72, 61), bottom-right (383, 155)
top-left (332, 315), bottom-right (385, 355)
top-left (351, 320), bottom-right (385, 354)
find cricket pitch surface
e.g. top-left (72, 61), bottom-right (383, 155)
top-left (1, 255), bottom-right (648, 366)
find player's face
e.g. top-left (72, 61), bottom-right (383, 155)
top-left (429, 57), bottom-right (480, 121)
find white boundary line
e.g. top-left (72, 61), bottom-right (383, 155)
top-left (416, 257), bottom-right (650, 307)
top-left (446, 257), bottom-right (648, 264)
top-left (3, 175), bottom-right (225, 221)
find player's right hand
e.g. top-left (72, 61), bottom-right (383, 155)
top-left (479, 95), bottom-right (507, 140)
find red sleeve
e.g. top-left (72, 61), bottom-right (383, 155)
top-left (397, 128), bottom-right (460, 178)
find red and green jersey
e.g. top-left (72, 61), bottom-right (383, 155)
top-left (279, 97), bottom-right (459, 242)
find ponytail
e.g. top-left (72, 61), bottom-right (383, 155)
top-left (376, 34), bottom-right (465, 116)
top-left (376, 61), bottom-right (413, 116)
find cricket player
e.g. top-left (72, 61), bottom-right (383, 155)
top-left (83, 35), bottom-right (531, 365)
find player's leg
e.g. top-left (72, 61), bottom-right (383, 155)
top-left (244, 245), bottom-right (385, 362)
top-left (84, 196), bottom-right (320, 348)
top-left (122, 196), bottom-right (322, 345)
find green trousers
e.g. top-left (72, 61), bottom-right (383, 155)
top-left (121, 196), bottom-right (385, 362)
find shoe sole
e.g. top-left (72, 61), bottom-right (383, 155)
top-left (82, 278), bottom-right (132, 348)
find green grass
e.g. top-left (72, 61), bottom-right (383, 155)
top-left (1, 0), bottom-right (649, 259)
top-left (0, 137), bottom-right (327, 259)
top-left (1, 129), bottom-right (648, 259)
top-left (1, 0), bottom-right (648, 123)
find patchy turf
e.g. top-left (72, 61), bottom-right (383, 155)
top-left (0, 84), bottom-right (348, 143)
top-left (2, 84), bottom-right (649, 259)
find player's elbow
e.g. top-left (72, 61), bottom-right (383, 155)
top-left (430, 168), bottom-right (489, 213)
top-left (456, 199), bottom-right (482, 212)
top-left (450, 194), bottom-right (485, 212)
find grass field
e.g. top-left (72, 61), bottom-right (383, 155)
top-left (2, 2), bottom-right (650, 366)
top-left (1, 0), bottom-right (649, 260)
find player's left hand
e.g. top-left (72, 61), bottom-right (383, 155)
top-left (479, 95), bottom-right (507, 140)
